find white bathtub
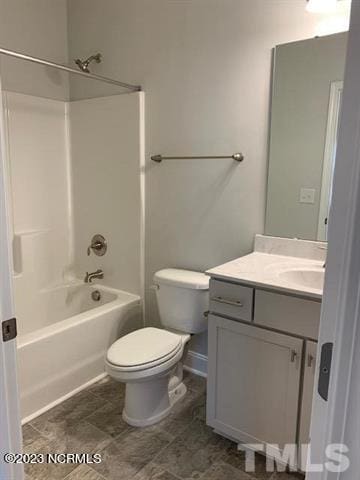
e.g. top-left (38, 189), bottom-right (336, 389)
top-left (16, 282), bottom-right (142, 422)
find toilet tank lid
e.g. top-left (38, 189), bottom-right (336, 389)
top-left (154, 268), bottom-right (209, 290)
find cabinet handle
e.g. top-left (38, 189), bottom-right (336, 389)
top-left (211, 296), bottom-right (243, 307)
top-left (307, 354), bottom-right (315, 368)
top-left (290, 350), bottom-right (298, 363)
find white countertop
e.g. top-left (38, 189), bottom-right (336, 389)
top-left (206, 251), bottom-right (324, 300)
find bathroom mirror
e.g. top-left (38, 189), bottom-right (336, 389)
top-left (265, 32), bottom-right (348, 241)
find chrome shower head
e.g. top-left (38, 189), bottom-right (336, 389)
top-left (74, 53), bottom-right (102, 73)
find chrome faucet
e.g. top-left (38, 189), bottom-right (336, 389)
top-left (84, 269), bottom-right (104, 283)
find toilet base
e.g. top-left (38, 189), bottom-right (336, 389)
top-left (122, 378), bottom-right (187, 427)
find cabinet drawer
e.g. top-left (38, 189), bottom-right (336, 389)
top-left (254, 290), bottom-right (321, 339)
top-left (209, 279), bottom-right (253, 322)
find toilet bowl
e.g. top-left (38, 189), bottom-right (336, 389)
top-left (106, 268), bottom-right (209, 427)
top-left (106, 327), bottom-right (190, 426)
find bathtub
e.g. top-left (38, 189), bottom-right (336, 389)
top-left (16, 282), bottom-right (142, 422)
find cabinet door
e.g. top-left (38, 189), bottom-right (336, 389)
top-left (299, 340), bottom-right (318, 446)
top-left (207, 314), bottom-right (303, 449)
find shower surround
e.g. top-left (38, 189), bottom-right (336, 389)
top-left (3, 88), bottom-right (145, 420)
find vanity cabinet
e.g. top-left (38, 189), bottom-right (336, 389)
top-left (206, 278), bottom-right (321, 465)
top-left (207, 314), bottom-right (302, 448)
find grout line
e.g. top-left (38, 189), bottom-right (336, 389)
top-left (137, 416), bottom-right (209, 476)
top-left (198, 459), bottom-right (258, 480)
top-left (62, 465), bottom-right (108, 480)
top-left (136, 422), bottom-right (192, 468)
top-left (81, 398), bottom-right (115, 423)
top-left (81, 419), bottom-right (114, 447)
top-left (162, 468), bottom-right (184, 480)
top-left (26, 422), bottom-right (50, 441)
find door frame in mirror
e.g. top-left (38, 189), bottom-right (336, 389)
top-left (317, 80), bottom-right (343, 241)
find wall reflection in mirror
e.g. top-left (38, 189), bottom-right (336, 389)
top-left (265, 32), bottom-right (347, 242)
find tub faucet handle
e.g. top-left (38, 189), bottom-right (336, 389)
top-left (87, 234), bottom-right (107, 256)
top-left (87, 243), bottom-right (102, 255)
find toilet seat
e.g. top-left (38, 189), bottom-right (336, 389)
top-left (106, 327), bottom-right (183, 372)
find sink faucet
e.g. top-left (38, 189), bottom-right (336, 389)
top-left (84, 269), bottom-right (104, 283)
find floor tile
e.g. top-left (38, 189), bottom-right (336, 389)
top-left (87, 376), bottom-right (125, 405)
top-left (25, 421), bottom-right (113, 480)
top-left (92, 426), bottom-right (172, 480)
top-left (183, 372), bottom-right (207, 394)
top-left (25, 437), bottom-right (76, 480)
top-left (23, 372), bottom-right (307, 480)
top-left (156, 390), bottom-right (206, 438)
top-left (30, 390), bottom-right (107, 440)
top-left (187, 391), bottom-right (206, 421)
top-left (201, 462), bottom-right (254, 480)
top-left (85, 401), bottom-right (131, 438)
top-left (64, 465), bottom-right (106, 480)
top-left (134, 462), bottom-right (179, 480)
top-left (270, 472), bottom-right (305, 480)
top-left (153, 418), bottom-right (229, 480)
top-left (22, 424), bottom-right (47, 452)
top-left (221, 447), bottom-right (274, 479)
top-left (57, 421), bottom-right (113, 454)
top-left (29, 418), bottom-right (112, 456)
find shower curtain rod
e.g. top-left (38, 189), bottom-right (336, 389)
top-left (0, 47), bottom-right (142, 92)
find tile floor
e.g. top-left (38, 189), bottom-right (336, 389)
top-left (23, 372), bottom-right (304, 480)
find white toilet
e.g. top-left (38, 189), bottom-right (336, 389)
top-left (105, 268), bottom-right (209, 427)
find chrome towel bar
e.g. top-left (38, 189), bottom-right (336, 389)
top-left (151, 152), bottom-right (244, 163)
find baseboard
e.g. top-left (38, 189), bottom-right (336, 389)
top-left (184, 350), bottom-right (208, 378)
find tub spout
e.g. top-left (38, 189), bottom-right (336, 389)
top-left (84, 269), bottom-right (104, 283)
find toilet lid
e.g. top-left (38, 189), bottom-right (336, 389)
top-left (106, 327), bottom-right (182, 368)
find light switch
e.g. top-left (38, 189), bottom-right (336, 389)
top-left (299, 188), bottom-right (316, 204)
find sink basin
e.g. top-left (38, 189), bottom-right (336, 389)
top-left (278, 269), bottom-right (324, 290)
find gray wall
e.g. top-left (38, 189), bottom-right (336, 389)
top-left (265, 33), bottom-right (347, 240)
top-left (0, 0), bottom-right (69, 100)
top-left (67, 0), bottom-right (336, 356)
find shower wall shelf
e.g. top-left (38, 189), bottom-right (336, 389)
top-left (151, 152), bottom-right (244, 163)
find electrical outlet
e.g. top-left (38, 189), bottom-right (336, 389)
top-left (300, 188), bottom-right (316, 204)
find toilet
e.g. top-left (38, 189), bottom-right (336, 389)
top-left (105, 268), bottom-right (209, 427)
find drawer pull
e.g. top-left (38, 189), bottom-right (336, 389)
top-left (211, 296), bottom-right (243, 307)
top-left (291, 350), bottom-right (298, 363)
top-left (307, 354), bottom-right (315, 368)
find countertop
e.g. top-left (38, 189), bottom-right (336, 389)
top-left (206, 251), bottom-right (324, 300)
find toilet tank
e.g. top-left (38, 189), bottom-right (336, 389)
top-left (154, 269), bottom-right (209, 334)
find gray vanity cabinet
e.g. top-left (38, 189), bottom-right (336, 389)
top-left (206, 278), bottom-right (321, 464)
top-left (207, 313), bottom-right (303, 449)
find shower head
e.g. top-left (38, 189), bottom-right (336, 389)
top-left (74, 53), bottom-right (102, 73)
